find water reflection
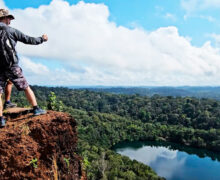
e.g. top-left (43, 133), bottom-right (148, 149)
top-left (117, 146), bottom-right (177, 164)
top-left (155, 154), bottom-right (186, 179)
top-left (117, 145), bottom-right (186, 179)
top-left (115, 141), bottom-right (220, 161)
top-left (114, 141), bottom-right (220, 180)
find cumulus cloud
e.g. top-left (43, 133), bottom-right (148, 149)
top-left (2, 0), bottom-right (220, 86)
top-left (20, 56), bottom-right (50, 75)
top-left (19, 56), bottom-right (121, 86)
top-left (209, 34), bottom-right (220, 47)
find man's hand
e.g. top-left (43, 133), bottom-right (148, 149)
top-left (42, 34), bottom-right (48, 42)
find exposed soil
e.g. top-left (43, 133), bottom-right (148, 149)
top-left (0, 108), bottom-right (86, 180)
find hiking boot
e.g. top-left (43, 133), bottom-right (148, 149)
top-left (0, 118), bottom-right (6, 128)
top-left (4, 101), bottom-right (17, 109)
top-left (33, 107), bottom-right (47, 116)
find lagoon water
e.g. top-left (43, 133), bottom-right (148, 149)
top-left (113, 141), bottom-right (220, 180)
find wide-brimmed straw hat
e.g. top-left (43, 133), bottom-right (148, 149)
top-left (0, 9), bottom-right (14, 20)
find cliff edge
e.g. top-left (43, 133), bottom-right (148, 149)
top-left (0, 108), bottom-right (86, 180)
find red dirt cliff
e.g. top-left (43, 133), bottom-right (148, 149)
top-left (0, 108), bottom-right (86, 180)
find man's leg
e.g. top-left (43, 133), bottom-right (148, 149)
top-left (0, 93), bottom-right (3, 117)
top-left (24, 86), bottom-right (46, 116)
top-left (5, 80), bottom-right (13, 102)
top-left (9, 66), bottom-right (46, 116)
top-left (0, 94), bottom-right (6, 127)
top-left (0, 73), bottom-right (7, 127)
top-left (4, 80), bottom-right (17, 109)
top-left (24, 86), bottom-right (37, 107)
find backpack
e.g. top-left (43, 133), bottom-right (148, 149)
top-left (0, 26), bottom-right (17, 68)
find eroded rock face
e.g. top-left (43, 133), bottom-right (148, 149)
top-left (0, 109), bottom-right (86, 180)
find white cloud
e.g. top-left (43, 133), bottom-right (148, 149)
top-left (181, 0), bottom-right (220, 13)
top-left (0, 0), bottom-right (6, 8)
top-left (20, 56), bottom-right (50, 75)
top-left (208, 33), bottom-right (220, 47)
top-left (19, 56), bottom-right (120, 86)
top-left (181, 0), bottom-right (218, 20)
top-left (199, 15), bottom-right (215, 22)
top-left (1, 0), bottom-right (220, 86)
top-left (164, 13), bottom-right (176, 21)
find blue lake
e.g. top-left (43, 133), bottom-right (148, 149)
top-left (113, 141), bottom-right (220, 180)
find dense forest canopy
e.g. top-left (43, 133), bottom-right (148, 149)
top-left (72, 86), bottom-right (220, 100)
top-left (19, 86), bottom-right (220, 130)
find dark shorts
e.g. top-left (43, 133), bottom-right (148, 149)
top-left (0, 66), bottom-right (29, 94)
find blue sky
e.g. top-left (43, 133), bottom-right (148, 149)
top-left (2, 0), bottom-right (220, 86)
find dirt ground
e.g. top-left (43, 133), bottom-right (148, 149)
top-left (0, 108), bottom-right (86, 180)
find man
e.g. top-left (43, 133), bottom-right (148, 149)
top-left (0, 9), bottom-right (48, 127)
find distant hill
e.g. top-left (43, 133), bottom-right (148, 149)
top-left (68, 86), bottom-right (220, 100)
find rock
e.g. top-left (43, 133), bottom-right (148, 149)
top-left (0, 109), bottom-right (86, 180)
top-left (3, 107), bottom-right (31, 119)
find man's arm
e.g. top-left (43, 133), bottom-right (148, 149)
top-left (9, 27), bottom-right (47, 45)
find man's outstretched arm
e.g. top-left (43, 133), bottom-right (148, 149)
top-left (9, 27), bottom-right (48, 45)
